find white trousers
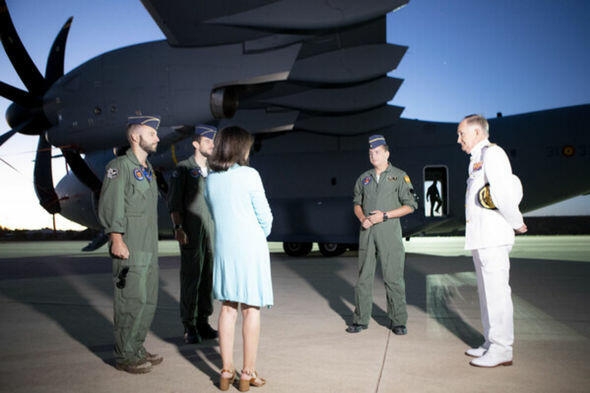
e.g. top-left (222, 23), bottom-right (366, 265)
top-left (472, 245), bottom-right (514, 355)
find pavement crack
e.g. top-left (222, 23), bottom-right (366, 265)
top-left (374, 321), bottom-right (393, 393)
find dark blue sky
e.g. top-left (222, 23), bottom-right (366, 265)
top-left (387, 0), bottom-right (589, 121)
top-left (0, 0), bottom-right (588, 229)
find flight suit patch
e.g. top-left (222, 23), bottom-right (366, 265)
top-left (135, 166), bottom-right (153, 182)
top-left (134, 168), bottom-right (145, 181)
top-left (362, 176), bottom-right (372, 186)
top-left (107, 168), bottom-right (118, 179)
top-left (171, 169), bottom-right (180, 178)
top-left (473, 162), bottom-right (483, 171)
top-left (387, 176), bottom-right (397, 181)
top-left (404, 175), bottom-right (411, 183)
top-left (190, 168), bottom-right (201, 178)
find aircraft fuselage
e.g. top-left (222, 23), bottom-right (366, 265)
top-left (56, 105), bottom-right (590, 247)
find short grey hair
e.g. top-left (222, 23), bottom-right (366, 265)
top-left (463, 114), bottom-right (489, 136)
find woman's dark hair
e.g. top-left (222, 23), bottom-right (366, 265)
top-left (208, 126), bottom-right (254, 172)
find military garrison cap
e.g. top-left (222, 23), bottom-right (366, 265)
top-left (127, 115), bottom-right (161, 130)
top-left (369, 134), bottom-right (387, 149)
top-left (195, 124), bottom-right (217, 140)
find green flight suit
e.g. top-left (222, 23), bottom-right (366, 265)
top-left (352, 163), bottom-right (418, 327)
top-left (98, 149), bottom-right (159, 366)
top-left (167, 156), bottom-right (214, 330)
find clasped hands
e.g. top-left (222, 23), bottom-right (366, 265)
top-left (362, 210), bottom-right (386, 229)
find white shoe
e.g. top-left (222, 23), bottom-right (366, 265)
top-left (465, 346), bottom-right (487, 357)
top-left (470, 351), bottom-right (513, 368)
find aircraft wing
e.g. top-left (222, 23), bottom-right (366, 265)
top-left (140, 0), bottom-right (409, 136)
top-left (141, 0), bottom-right (407, 46)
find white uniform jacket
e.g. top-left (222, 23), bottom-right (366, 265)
top-left (465, 139), bottom-right (525, 250)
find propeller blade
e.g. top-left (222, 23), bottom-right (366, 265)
top-left (0, 0), bottom-right (47, 95)
top-left (61, 148), bottom-right (102, 195)
top-left (0, 81), bottom-right (38, 108)
top-left (45, 17), bottom-right (73, 84)
top-left (0, 117), bottom-right (37, 147)
top-left (0, 130), bottom-right (17, 147)
top-left (33, 136), bottom-right (61, 214)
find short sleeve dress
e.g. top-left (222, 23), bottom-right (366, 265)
top-left (205, 164), bottom-right (274, 307)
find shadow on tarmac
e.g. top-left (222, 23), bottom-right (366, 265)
top-left (282, 249), bottom-right (590, 349)
top-left (0, 256), bottom-right (114, 365)
top-left (0, 253), bottom-right (225, 381)
top-left (282, 251), bottom-right (484, 346)
top-left (1, 239), bottom-right (589, 393)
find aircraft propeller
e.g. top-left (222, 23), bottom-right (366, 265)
top-left (0, 2), bottom-right (73, 214)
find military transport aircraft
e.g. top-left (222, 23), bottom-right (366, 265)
top-left (1, 0), bottom-right (589, 256)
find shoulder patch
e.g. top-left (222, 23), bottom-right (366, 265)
top-left (404, 175), bottom-right (411, 184)
top-left (362, 176), bottom-right (372, 186)
top-left (106, 168), bottom-right (118, 179)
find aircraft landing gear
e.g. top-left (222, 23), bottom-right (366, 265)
top-left (318, 242), bottom-right (346, 257)
top-left (282, 242), bottom-right (351, 257)
top-left (282, 242), bottom-right (313, 257)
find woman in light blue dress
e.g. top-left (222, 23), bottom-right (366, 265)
top-left (204, 126), bottom-right (273, 391)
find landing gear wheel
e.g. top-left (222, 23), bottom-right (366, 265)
top-left (282, 242), bottom-right (313, 257)
top-left (318, 243), bottom-right (346, 257)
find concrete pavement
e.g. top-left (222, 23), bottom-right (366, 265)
top-left (0, 237), bottom-right (588, 393)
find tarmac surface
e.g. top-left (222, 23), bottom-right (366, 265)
top-left (0, 236), bottom-right (589, 393)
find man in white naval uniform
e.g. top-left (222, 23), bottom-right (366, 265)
top-left (457, 114), bottom-right (528, 368)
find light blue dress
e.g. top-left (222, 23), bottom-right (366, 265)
top-left (205, 164), bottom-right (274, 307)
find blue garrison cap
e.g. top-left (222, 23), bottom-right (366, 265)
top-left (127, 115), bottom-right (161, 130)
top-left (369, 134), bottom-right (387, 149)
top-left (195, 124), bottom-right (217, 140)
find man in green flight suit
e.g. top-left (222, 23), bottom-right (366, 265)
top-left (98, 115), bottom-right (162, 374)
top-left (346, 134), bottom-right (418, 335)
top-left (168, 124), bottom-right (218, 344)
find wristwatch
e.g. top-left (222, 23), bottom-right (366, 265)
top-left (383, 212), bottom-right (388, 222)
top-left (174, 224), bottom-right (183, 230)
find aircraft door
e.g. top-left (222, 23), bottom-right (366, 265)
top-left (424, 166), bottom-right (448, 217)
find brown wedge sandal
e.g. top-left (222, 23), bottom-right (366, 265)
top-left (238, 369), bottom-right (266, 392)
top-left (219, 369), bottom-right (236, 391)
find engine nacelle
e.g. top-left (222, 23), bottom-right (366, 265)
top-left (210, 87), bottom-right (239, 119)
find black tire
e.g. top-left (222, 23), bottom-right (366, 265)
top-left (318, 242), bottom-right (346, 257)
top-left (347, 243), bottom-right (359, 252)
top-left (282, 242), bottom-right (313, 257)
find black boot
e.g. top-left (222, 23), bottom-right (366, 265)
top-left (184, 326), bottom-right (202, 344)
top-left (197, 320), bottom-right (218, 340)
